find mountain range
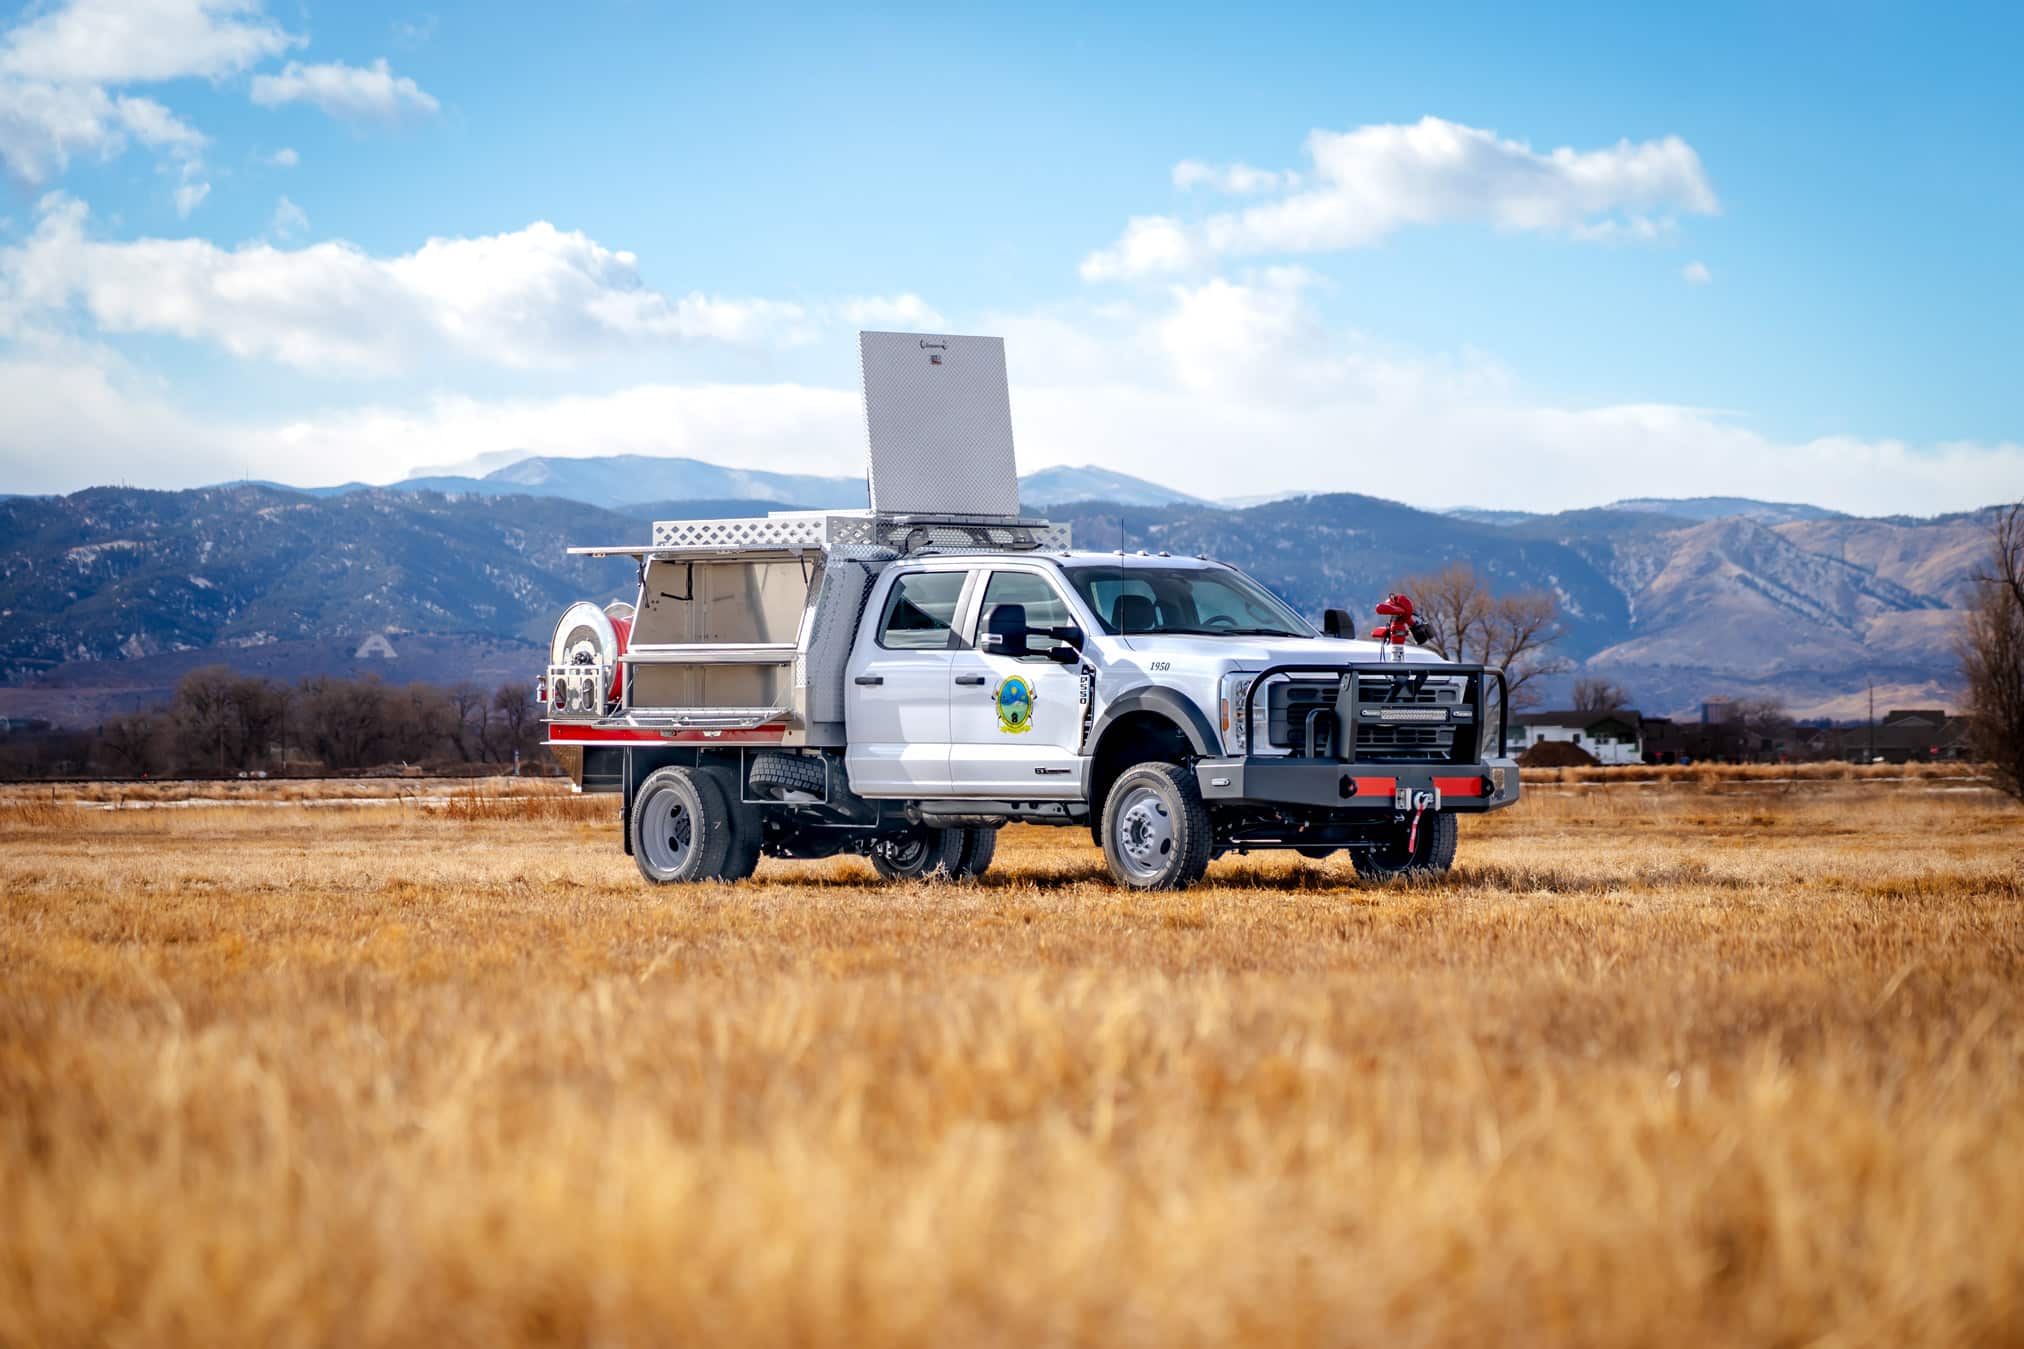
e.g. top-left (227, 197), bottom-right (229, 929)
top-left (206, 458), bottom-right (1210, 511)
top-left (0, 454), bottom-right (2004, 726)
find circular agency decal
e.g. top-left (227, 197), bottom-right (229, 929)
top-left (994, 674), bottom-right (1036, 734)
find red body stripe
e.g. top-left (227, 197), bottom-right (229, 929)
top-left (1352, 776), bottom-right (1397, 798)
top-left (1433, 775), bottom-right (1486, 797)
top-left (545, 723), bottom-right (788, 745)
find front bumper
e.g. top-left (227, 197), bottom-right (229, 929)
top-left (1194, 756), bottom-right (1521, 812)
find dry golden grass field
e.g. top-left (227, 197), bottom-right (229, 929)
top-left (3, 773), bottom-right (2021, 1347)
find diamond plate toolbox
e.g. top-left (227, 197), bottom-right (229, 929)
top-left (858, 331), bottom-right (1021, 518)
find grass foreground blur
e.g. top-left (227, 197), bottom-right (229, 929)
top-left (2, 773), bottom-right (2019, 1346)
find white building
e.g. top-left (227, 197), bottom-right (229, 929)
top-left (1506, 709), bottom-right (1645, 765)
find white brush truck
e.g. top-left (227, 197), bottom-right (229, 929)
top-left (540, 332), bottom-right (1519, 890)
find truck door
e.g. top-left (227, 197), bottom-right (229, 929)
top-left (947, 568), bottom-right (1088, 799)
top-left (843, 567), bottom-right (974, 796)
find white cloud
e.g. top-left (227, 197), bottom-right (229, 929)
top-left (265, 145), bottom-right (298, 167)
top-left (250, 57), bottom-right (438, 123)
top-left (1172, 159), bottom-right (1297, 194)
top-left (0, 2), bottom-right (224, 204)
top-left (1084, 116), bottom-right (1718, 279)
top-left (0, 197), bottom-right (922, 372)
top-left (0, 350), bottom-right (864, 491)
top-left (110, 94), bottom-right (204, 153)
top-left (391, 14), bottom-right (438, 50)
top-left (1682, 260), bottom-right (1712, 285)
top-left (0, 0), bottom-right (300, 84)
top-left (0, 78), bottom-right (204, 183)
top-left (838, 293), bottom-right (947, 330)
top-left (1080, 216), bottom-right (1196, 283)
top-left (6, 274), bottom-right (2017, 515)
top-left (0, 344), bottom-right (226, 492)
top-left (270, 194), bottom-right (307, 237)
top-left (172, 180), bottom-right (208, 216)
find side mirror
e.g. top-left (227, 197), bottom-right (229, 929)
top-left (982, 602), bottom-right (1031, 658)
top-left (1322, 608), bottom-right (1354, 638)
top-left (1045, 624), bottom-right (1084, 663)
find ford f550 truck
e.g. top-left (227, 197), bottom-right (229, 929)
top-left (540, 332), bottom-right (1518, 890)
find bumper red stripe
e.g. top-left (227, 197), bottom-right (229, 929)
top-left (1434, 775), bottom-right (1487, 798)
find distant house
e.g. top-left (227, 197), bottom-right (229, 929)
top-left (1824, 709), bottom-right (1976, 764)
top-left (354, 633), bottom-right (398, 660)
top-left (1506, 708), bottom-right (1645, 766)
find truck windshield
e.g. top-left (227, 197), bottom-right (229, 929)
top-left (1063, 564), bottom-right (1314, 638)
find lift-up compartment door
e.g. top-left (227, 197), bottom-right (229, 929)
top-left (859, 331), bottom-right (1021, 518)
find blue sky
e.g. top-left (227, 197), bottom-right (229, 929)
top-left (1, 0), bottom-right (2019, 514)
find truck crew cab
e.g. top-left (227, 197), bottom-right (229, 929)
top-left (541, 332), bottom-right (1518, 891)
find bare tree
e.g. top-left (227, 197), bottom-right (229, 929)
top-left (1399, 562), bottom-right (1569, 707)
top-left (295, 675), bottom-right (390, 771)
top-left (1400, 563), bottom-right (1494, 665)
top-left (490, 683), bottom-right (537, 765)
top-left (96, 711), bottom-right (165, 777)
top-left (446, 682), bottom-right (489, 762)
top-left (1571, 676), bottom-right (1632, 712)
top-left (1959, 503), bottom-right (2024, 801)
top-left (227, 676), bottom-right (288, 771)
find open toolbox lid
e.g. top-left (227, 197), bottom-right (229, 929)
top-left (858, 331), bottom-right (1021, 518)
top-left (570, 331), bottom-right (1056, 559)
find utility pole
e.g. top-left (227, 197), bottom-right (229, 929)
top-left (1867, 677), bottom-right (1876, 765)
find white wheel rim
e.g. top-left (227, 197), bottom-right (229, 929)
top-left (1114, 786), bottom-right (1175, 879)
top-left (639, 788), bottom-right (694, 873)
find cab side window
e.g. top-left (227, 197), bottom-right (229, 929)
top-left (877, 571), bottom-right (968, 650)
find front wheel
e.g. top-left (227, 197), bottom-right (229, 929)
top-left (1100, 762), bottom-right (1213, 891)
top-left (1350, 811), bottom-right (1458, 880)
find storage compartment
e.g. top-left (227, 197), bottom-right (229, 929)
top-left (632, 559), bottom-right (810, 645)
top-left (629, 663), bottom-right (791, 709)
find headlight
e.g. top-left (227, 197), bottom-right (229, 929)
top-left (1218, 672), bottom-right (1256, 754)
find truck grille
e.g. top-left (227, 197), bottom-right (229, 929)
top-left (1264, 675), bottom-right (1464, 762)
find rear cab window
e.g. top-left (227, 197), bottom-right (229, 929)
top-left (876, 570), bottom-right (971, 650)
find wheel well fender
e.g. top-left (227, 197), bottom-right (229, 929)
top-left (1085, 687), bottom-right (1219, 759)
top-left (1085, 691), bottom-right (1218, 826)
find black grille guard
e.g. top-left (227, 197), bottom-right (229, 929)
top-left (1238, 663), bottom-right (1509, 763)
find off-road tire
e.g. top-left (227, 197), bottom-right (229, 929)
top-left (701, 763), bottom-right (762, 881)
top-left (1296, 845), bottom-right (1339, 860)
top-left (954, 826), bottom-right (998, 881)
top-left (1350, 811), bottom-right (1458, 880)
top-left (631, 766), bottom-right (737, 884)
top-left (1100, 761), bottom-right (1214, 891)
top-left (869, 826), bottom-right (970, 881)
top-left (750, 752), bottom-right (827, 800)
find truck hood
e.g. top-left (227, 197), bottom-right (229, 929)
top-left (1115, 633), bottom-right (1448, 669)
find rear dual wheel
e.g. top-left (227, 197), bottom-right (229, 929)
top-left (631, 764), bottom-right (762, 885)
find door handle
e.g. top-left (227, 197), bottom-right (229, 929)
top-left (954, 674), bottom-right (988, 686)
top-left (853, 674), bottom-right (884, 686)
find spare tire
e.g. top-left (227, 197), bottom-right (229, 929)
top-left (750, 752), bottom-right (828, 800)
